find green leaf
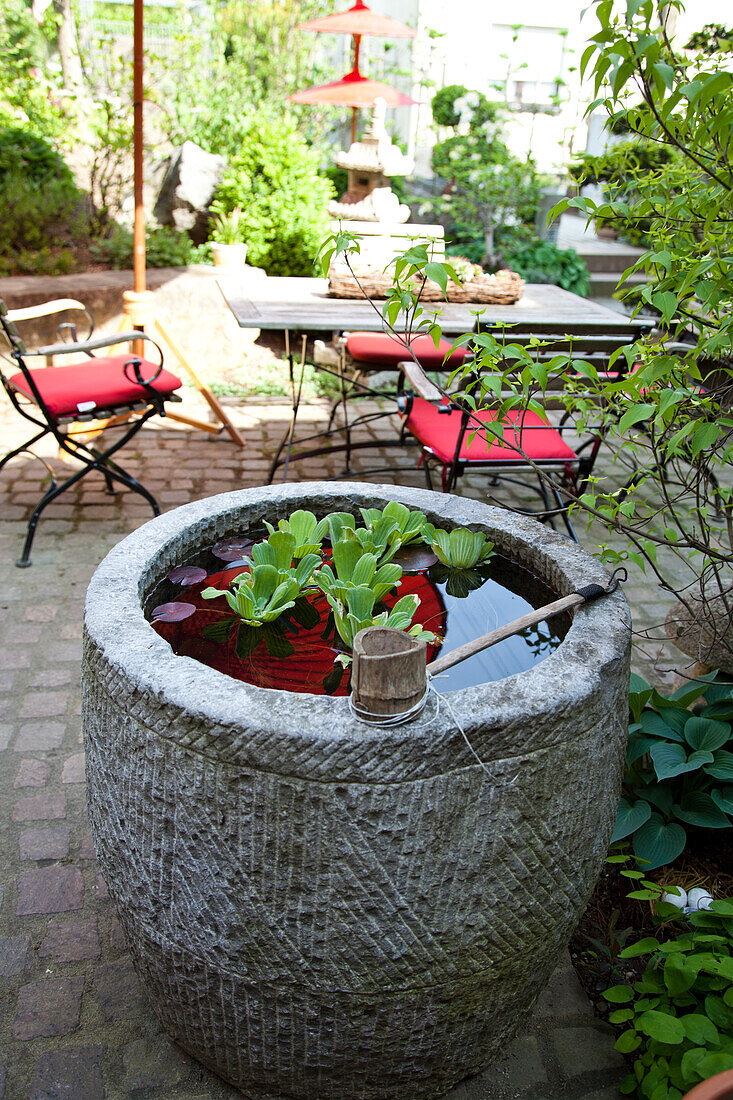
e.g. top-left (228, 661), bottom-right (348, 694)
top-left (619, 937), bottom-right (660, 958)
top-left (641, 709), bottom-right (685, 742)
top-left (289, 596), bottom-right (320, 630)
top-left (615, 1029), bottom-right (642, 1053)
top-left (674, 792), bottom-right (732, 829)
top-left (680, 1047), bottom-right (709, 1084)
top-left (618, 403), bottom-right (656, 433)
top-left (262, 623), bottom-right (294, 659)
top-left (664, 955), bottom-right (700, 995)
top-left (636, 1010), bottom-right (685, 1044)
top-left (633, 814), bottom-right (686, 870)
top-left (684, 717), bottom-right (731, 753)
top-left (681, 1014), bottom-right (720, 1046)
top-left (345, 585), bottom-right (377, 623)
top-left (704, 752), bottom-right (730, 787)
top-left (650, 741), bottom-right (694, 780)
top-left (696, 1053), bottom-right (733, 1077)
top-left (611, 798), bottom-right (652, 842)
top-left (424, 261), bottom-right (449, 293)
top-left (201, 617), bottom-right (236, 643)
top-left (706, 994), bottom-right (733, 1029)
top-left (603, 984), bottom-right (635, 1003)
top-left (235, 622), bottom-right (261, 659)
top-left (711, 787), bottom-right (733, 815)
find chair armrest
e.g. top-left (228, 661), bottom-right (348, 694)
top-left (398, 359), bottom-right (443, 402)
top-left (25, 331), bottom-right (163, 365)
top-left (6, 299), bottom-right (88, 323)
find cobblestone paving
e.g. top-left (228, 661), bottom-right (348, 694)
top-left (0, 383), bottom-right (686, 1100)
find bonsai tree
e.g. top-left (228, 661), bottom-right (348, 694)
top-left (429, 85), bottom-right (540, 268)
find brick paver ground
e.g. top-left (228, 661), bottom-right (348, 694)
top-left (0, 364), bottom-right (687, 1099)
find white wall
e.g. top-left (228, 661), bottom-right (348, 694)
top-left (406, 0), bottom-right (732, 174)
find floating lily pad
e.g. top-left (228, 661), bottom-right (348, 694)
top-left (393, 545), bottom-right (439, 573)
top-left (167, 565), bottom-right (207, 586)
top-left (212, 538), bottom-right (255, 562)
top-left (151, 601), bottom-right (197, 622)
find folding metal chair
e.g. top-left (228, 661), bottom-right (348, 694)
top-left (0, 298), bottom-right (183, 566)
top-left (396, 358), bottom-right (602, 541)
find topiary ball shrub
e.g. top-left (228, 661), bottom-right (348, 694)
top-left (212, 114), bottom-right (333, 277)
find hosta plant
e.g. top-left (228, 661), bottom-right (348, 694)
top-left (602, 898), bottom-right (733, 1099)
top-left (612, 675), bottom-right (733, 870)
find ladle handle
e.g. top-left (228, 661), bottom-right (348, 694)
top-left (427, 592), bottom-right (586, 677)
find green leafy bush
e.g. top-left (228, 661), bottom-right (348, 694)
top-left (603, 899), bottom-right (733, 1098)
top-left (502, 239), bottom-right (590, 296)
top-left (612, 675), bottom-right (733, 870)
top-left (212, 114), bottom-right (333, 276)
top-left (92, 225), bottom-right (196, 269)
top-left (0, 127), bottom-right (73, 186)
top-left (0, 173), bottom-right (84, 266)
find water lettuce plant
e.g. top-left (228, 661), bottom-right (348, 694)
top-left (612, 674), bottom-right (733, 870)
top-left (430, 527), bottom-right (495, 570)
top-left (192, 506), bottom-right (487, 662)
top-left (263, 509), bottom-right (328, 557)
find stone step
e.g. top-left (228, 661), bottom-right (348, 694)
top-left (579, 249), bottom-right (643, 274)
top-left (587, 271), bottom-right (646, 299)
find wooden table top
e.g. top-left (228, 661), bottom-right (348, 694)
top-left (218, 275), bottom-right (638, 335)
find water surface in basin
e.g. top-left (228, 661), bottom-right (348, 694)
top-left (145, 533), bottom-right (569, 696)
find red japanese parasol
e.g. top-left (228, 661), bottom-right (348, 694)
top-left (298, 0), bottom-right (415, 38)
top-left (290, 67), bottom-right (416, 108)
top-left (291, 0), bottom-right (416, 140)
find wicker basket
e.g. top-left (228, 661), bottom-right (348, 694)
top-left (329, 266), bottom-right (525, 305)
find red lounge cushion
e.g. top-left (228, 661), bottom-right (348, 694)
top-left (346, 331), bottom-right (468, 369)
top-left (405, 398), bottom-right (578, 465)
top-left (9, 356), bottom-right (182, 419)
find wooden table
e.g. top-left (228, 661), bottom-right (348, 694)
top-left (218, 275), bottom-right (636, 334)
top-left (218, 275), bottom-right (640, 483)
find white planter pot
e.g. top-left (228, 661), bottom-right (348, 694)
top-left (211, 241), bottom-right (247, 269)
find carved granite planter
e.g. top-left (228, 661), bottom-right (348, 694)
top-left (82, 482), bottom-right (631, 1100)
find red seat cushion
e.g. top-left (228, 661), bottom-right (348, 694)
top-left (9, 356), bottom-right (182, 419)
top-left (405, 399), bottom-right (578, 465)
top-left (346, 331), bottom-right (468, 369)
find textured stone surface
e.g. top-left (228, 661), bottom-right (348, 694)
top-left (28, 1046), bottom-right (105, 1100)
top-left (13, 976), bottom-right (84, 1039)
top-left (0, 935), bottom-right (30, 976)
top-left (17, 866), bottom-right (84, 915)
top-left (39, 918), bottom-right (101, 962)
top-left (82, 484), bottom-right (631, 1100)
top-left (19, 826), bottom-right (71, 860)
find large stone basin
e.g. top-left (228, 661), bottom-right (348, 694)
top-left (82, 482), bottom-right (630, 1099)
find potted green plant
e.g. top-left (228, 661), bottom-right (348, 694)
top-left (209, 203), bottom-right (247, 268)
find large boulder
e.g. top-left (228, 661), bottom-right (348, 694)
top-left (153, 141), bottom-right (226, 243)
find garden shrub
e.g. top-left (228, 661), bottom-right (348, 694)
top-left (502, 239), bottom-right (590, 296)
top-left (603, 898), bottom-right (733, 1098)
top-left (212, 114), bottom-right (333, 277)
top-left (0, 128), bottom-right (86, 274)
top-left (612, 675), bottom-right (733, 870)
top-left (91, 225), bottom-right (197, 269)
top-left (0, 127), bottom-right (74, 186)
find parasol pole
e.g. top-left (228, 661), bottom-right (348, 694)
top-left (350, 33), bottom-right (361, 142)
top-left (132, 0), bottom-right (145, 297)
